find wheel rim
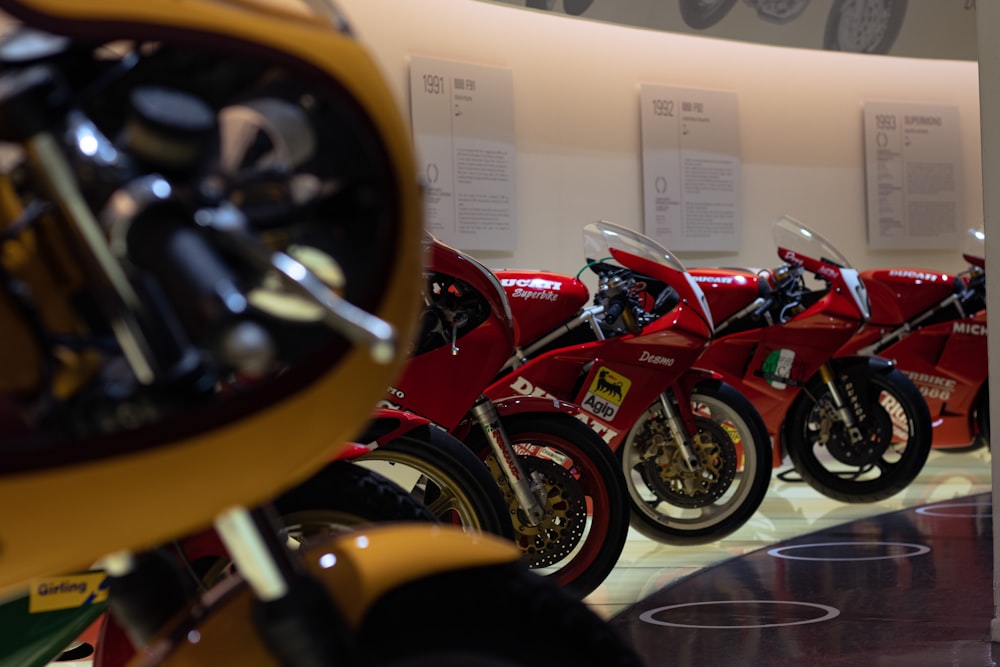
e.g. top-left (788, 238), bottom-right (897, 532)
top-left (622, 394), bottom-right (759, 531)
top-left (357, 451), bottom-right (487, 532)
top-left (801, 379), bottom-right (916, 484)
top-left (487, 436), bottom-right (611, 587)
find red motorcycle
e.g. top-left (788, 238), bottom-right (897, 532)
top-left (379, 234), bottom-right (631, 598)
top-left (689, 215), bottom-right (932, 503)
top-left (835, 227), bottom-right (988, 451)
top-left (489, 220), bottom-right (773, 546)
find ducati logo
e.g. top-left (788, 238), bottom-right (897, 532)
top-left (500, 278), bottom-right (563, 290)
top-left (507, 376), bottom-right (619, 443)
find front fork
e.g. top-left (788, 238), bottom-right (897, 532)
top-left (469, 394), bottom-right (548, 526)
top-left (653, 390), bottom-right (701, 472)
top-left (818, 361), bottom-right (865, 445)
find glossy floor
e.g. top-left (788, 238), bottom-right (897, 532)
top-left (593, 447), bottom-right (995, 666)
top-left (52, 447), bottom-right (993, 666)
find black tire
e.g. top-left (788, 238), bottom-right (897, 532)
top-left (824, 0), bottom-right (908, 54)
top-left (191, 461), bottom-right (441, 585)
top-left (465, 413), bottom-right (630, 599)
top-left (357, 562), bottom-right (644, 667)
top-left (975, 383), bottom-right (990, 451)
top-left (274, 459), bottom-right (438, 535)
top-left (678, 0), bottom-right (738, 29)
top-left (358, 426), bottom-right (515, 540)
top-left (112, 461), bottom-right (439, 656)
top-left (621, 381), bottom-right (772, 545)
top-left (783, 365), bottom-right (932, 503)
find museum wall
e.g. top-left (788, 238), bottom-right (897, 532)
top-left (335, 0), bottom-right (982, 278)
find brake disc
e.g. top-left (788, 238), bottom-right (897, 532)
top-left (486, 454), bottom-right (586, 569)
top-left (810, 394), bottom-right (894, 466)
top-left (633, 417), bottom-right (737, 509)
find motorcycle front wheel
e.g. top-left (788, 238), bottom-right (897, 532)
top-left (621, 380), bottom-right (772, 545)
top-left (140, 560), bottom-right (643, 667)
top-left (273, 459), bottom-right (438, 535)
top-left (783, 365), bottom-right (932, 503)
top-left (95, 460), bottom-right (440, 667)
top-left (357, 426), bottom-right (515, 540)
top-left (357, 563), bottom-right (643, 667)
top-left (464, 413), bottom-right (630, 599)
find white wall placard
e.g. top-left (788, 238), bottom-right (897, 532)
top-left (409, 56), bottom-right (516, 251)
top-left (863, 102), bottom-right (963, 250)
top-left (639, 84), bottom-right (742, 252)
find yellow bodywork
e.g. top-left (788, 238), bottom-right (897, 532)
top-left (130, 525), bottom-right (520, 665)
top-left (0, 0), bottom-right (423, 597)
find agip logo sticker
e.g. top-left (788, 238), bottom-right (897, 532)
top-left (582, 367), bottom-right (631, 421)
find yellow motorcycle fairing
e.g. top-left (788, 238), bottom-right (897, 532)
top-left (133, 524), bottom-right (521, 666)
top-left (0, 0), bottom-right (423, 597)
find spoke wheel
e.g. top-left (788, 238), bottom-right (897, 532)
top-left (357, 429), bottom-right (513, 539)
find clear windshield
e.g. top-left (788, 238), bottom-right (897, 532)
top-left (772, 215), bottom-right (853, 269)
top-left (582, 220), bottom-right (688, 273)
top-left (962, 227), bottom-right (985, 265)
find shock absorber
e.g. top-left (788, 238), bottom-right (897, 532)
top-left (652, 391), bottom-right (701, 472)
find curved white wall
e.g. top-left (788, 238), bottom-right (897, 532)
top-left (337, 0), bottom-right (982, 278)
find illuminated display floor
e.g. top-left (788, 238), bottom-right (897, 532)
top-left (594, 447), bottom-right (995, 666)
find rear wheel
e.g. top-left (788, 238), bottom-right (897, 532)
top-left (465, 413), bottom-right (630, 599)
top-left (622, 381), bottom-right (772, 545)
top-left (784, 365), bottom-right (931, 503)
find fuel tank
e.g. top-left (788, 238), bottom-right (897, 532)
top-left (688, 268), bottom-right (768, 324)
top-left (861, 268), bottom-right (962, 326)
top-left (495, 270), bottom-right (590, 347)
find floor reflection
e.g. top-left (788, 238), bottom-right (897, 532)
top-left (595, 448), bottom-right (994, 666)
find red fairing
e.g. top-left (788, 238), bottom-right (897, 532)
top-left (495, 269), bottom-right (590, 347)
top-left (861, 268), bottom-right (960, 326)
top-left (431, 239), bottom-right (513, 326)
top-left (386, 237), bottom-right (517, 430)
top-left (689, 268), bottom-right (763, 323)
